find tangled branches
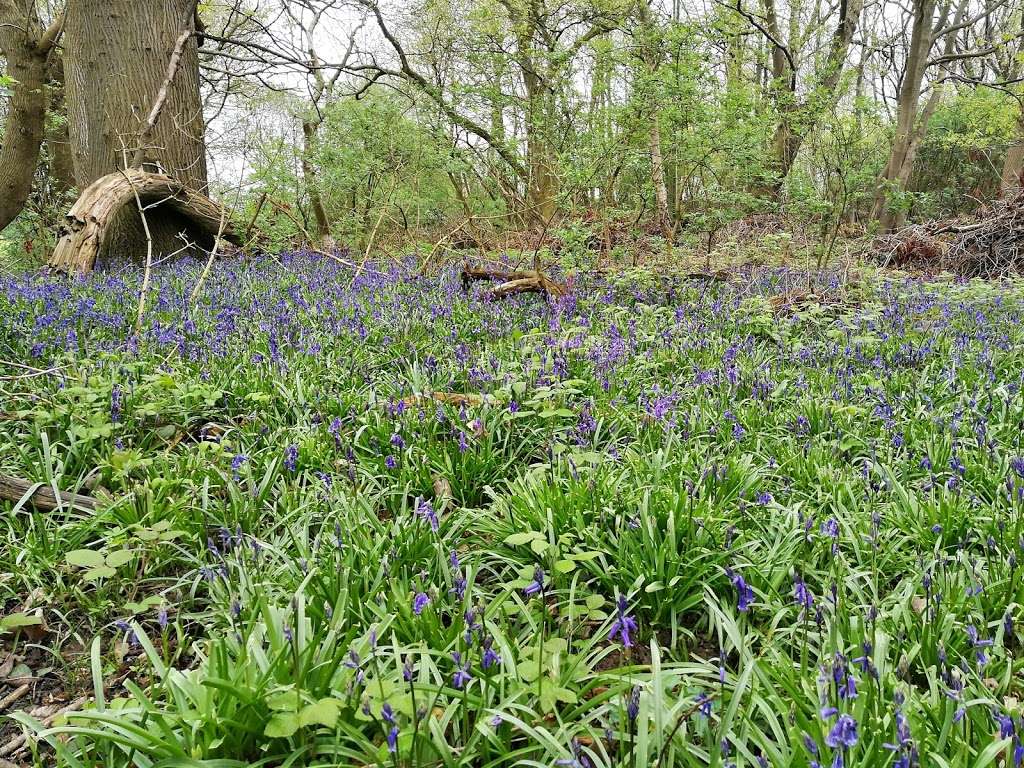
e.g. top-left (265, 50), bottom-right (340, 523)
top-left (875, 191), bottom-right (1024, 278)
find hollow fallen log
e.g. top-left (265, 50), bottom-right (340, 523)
top-left (460, 265), bottom-right (567, 300)
top-left (48, 169), bottom-right (241, 274)
top-left (0, 474), bottom-right (98, 512)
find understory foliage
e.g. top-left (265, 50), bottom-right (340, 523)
top-left (2, 257), bottom-right (1024, 766)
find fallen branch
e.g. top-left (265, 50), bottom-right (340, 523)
top-left (400, 392), bottom-right (495, 408)
top-left (0, 475), bottom-right (98, 513)
top-left (0, 684), bottom-right (30, 713)
top-left (460, 265), bottom-right (567, 299)
top-left (489, 274), bottom-right (567, 299)
top-left (0, 695), bottom-right (89, 757)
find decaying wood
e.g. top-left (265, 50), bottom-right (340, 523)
top-left (48, 169), bottom-right (241, 274)
top-left (460, 265), bottom-right (567, 299)
top-left (0, 474), bottom-right (98, 512)
top-left (400, 392), bottom-right (495, 408)
top-left (0, 694), bottom-right (89, 757)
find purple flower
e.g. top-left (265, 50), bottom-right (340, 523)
top-left (825, 714), bottom-right (858, 749)
top-left (727, 568), bottom-right (755, 612)
top-left (231, 453), bottom-right (248, 479)
top-left (110, 384), bottom-right (122, 422)
top-left (609, 594), bottom-right (638, 648)
top-left (387, 725), bottom-right (398, 752)
top-left (451, 651), bottom-right (472, 689)
top-left (481, 636), bottom-right (501, 669)
top-left (627, 686), bottom-right (641, 721)
top-left (793, 574), bottom-right (814, 611)
top-left (284, 445), bottom-right (298, 472)
top-left (416, 498), bottom-right (438, 532)
top-left (385, 455), bottom-right (397, 469)
top-left (524, 566), bottom-right (545, 597)
top-left (412, 592), bottom-right (430, 615)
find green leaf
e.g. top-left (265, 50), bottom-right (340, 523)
top-left (503, 531), bottom-right (541, 546)
top-left (264, 712), bottom-right (300, 739)
top-left (105, 550), bottom-right (135, 568)
top-left (82, 566), bottom-right (117, 581)
top-left (554, 559), bottom-right (576, 574)
top-left (66, 549), bottom-right (106, 569)
top-left (298, 699), bottom-right (341, 728)
top-left (0, 612), bottom-right (42, 631)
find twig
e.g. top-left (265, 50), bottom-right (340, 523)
top-left (0, 695), bottom-right (89, 757)
top-left (0, 685), bottom-right (30, 713)
top-left (190, 204), bottom-right (230, 305)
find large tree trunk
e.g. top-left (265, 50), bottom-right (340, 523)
top-left (54, 0), bottom-right (212, 265)
top-left (63, 0), bottom-right (207, 193)
top-left (0, 2), bottom-right (61, 231)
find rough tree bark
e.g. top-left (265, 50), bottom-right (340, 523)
top-left (51, 0), bottom-right (222, 267)
top-left (62, 0), bottom-right (208, 192)
top-left (0, 2), bottom-right (63, 231)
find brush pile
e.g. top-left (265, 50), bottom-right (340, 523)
top-left (875, 190), bottom-right (1024, 277)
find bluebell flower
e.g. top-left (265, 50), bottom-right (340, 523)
top-left (387, 725), bottom-right (398, 753)
top-left (481, 636), bottom-right (501, 669)
top-left (412, 592), bottom-right (430, 615)
top-left (451, 651), bottom-right (472, 689)
top-left (609, 594), bottom-right (638, 648)
top-left (524, 566), bottom-right (545, 597)
top-left (284, 445), bottom-right (298, 472)
top-left (627, 685), bottom-right (641, 721)
top-left (416, 498), bottom-right (438, 532)
top-left (825, 714), bottom-right (858, 749)
top-left (726, 568), bottom-right (755, 612)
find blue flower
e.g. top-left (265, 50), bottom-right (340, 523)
top-left (609, 594), bottom-right (638, 648)
top-left (416, 498), bottom-right (439, 532)
top-left (284, 445), bottom-right (298, 472)
top-left (387, 725), bottom-right (398, 753)
top-left (825, 714), bottom-right (858, 749)
top-left (524, 566), bottom-right (545, 597)
top-left (726, 568), bottom-right (755, 612)
top-left (412, 592), bottom-right (430, 615)
top-left (451, 651), bottom-right (472, 689)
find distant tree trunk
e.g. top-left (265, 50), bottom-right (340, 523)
top-left (301, 120), bottom-right (333, 247)
top-left (63, 0), bottom-right (207, 191)
top-left (0, 2), bottom-right (61, 231)
top-left (870, 0), bottom-right (951, 230)
top-left (638, 0), bottom-right (672, 241)
top-left (61, 0), bottom-right (210, 261)
top-left (1001, 109), bottom-right (1024, 194)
